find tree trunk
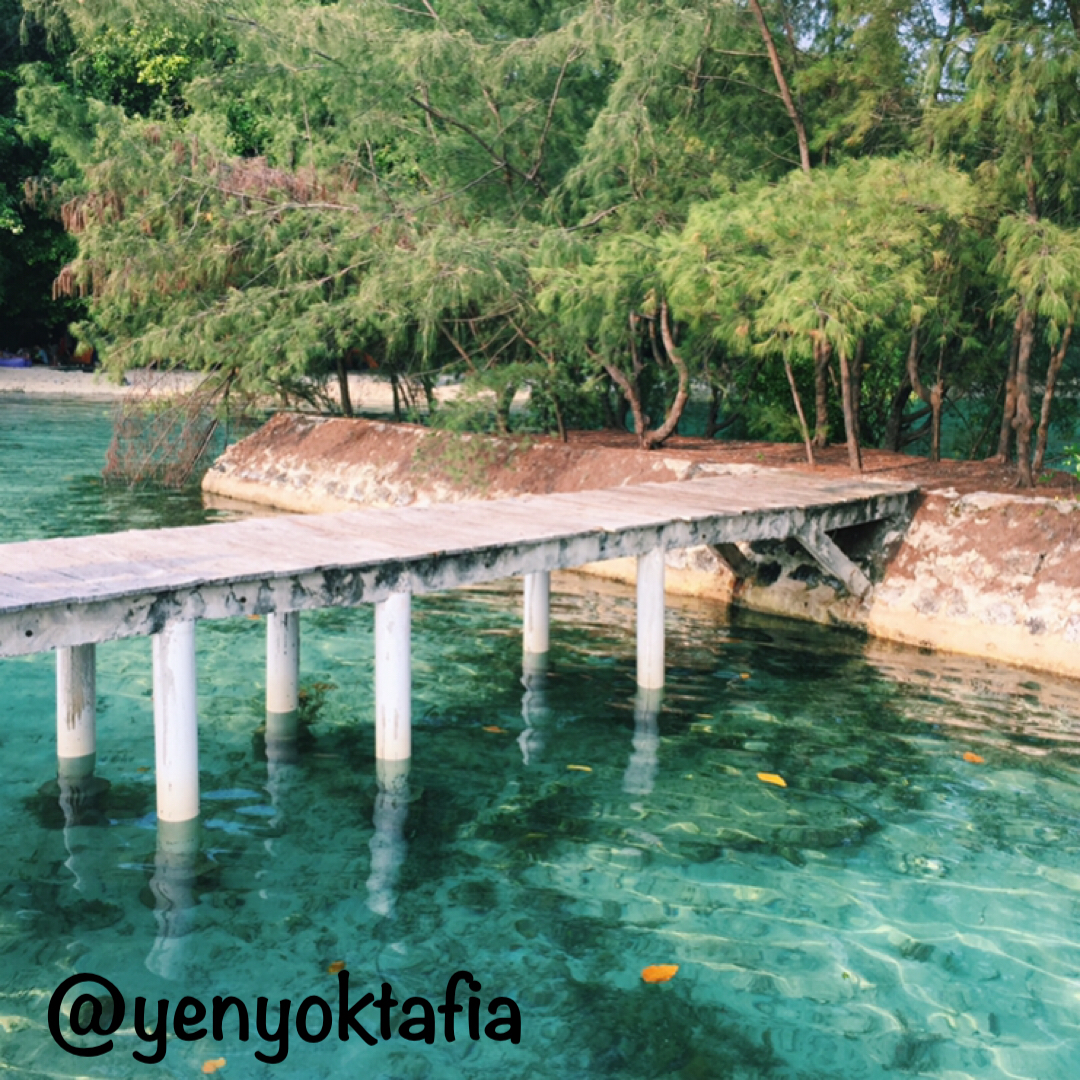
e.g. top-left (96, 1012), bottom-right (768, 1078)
top-left (598, 305), bottom-right (690, 449)
top-left (1013, 306), bottom-right (1036, 487)
top-left (600, 359), bottom-right (648, 445)
top-left (390, 371), bottom-right (402, 422)
top-left (838, 344), bottom-right (862, 471)
top-left (812, 334), bottom-right (830, 448)
top-left (905, 327), bottom-right (928, 403)
top-left (421, 373), bottom-right (437, 413)
top-left (929, 383), bottom-right (943, 462)
top-left (994, 313), bottom-right (1022, 462)
top-left (552, 396), bottom-right (567, 442)
top-left (851, 337), bottom-right (864, 439)
top-left (643, 301), bottom-right (690, 448)
top-left (336, 354), bottom-right (354, 417)
top-left (784, 357), bottom-right (814, 466)
top-left (747, 0), bottom-right (811, 174)
top-left (705, 381), bottom-right (721, 438)
top-left (884, 372), bottom-right (912, 452)
top-left (905, 326), bottom-right (937, 460)
top-left (495, 382), bottom-right (515, 435)
top-left (1033, 318), bottom-right (1074, 476)
top-left (930, 338), bottom-right (946, 463)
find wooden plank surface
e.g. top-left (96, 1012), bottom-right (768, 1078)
top-left (0, 469), bottom-right (916, 654)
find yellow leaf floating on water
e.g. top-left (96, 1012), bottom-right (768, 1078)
top-left (757, 772), bottom-right (787, 788)
top-left (202, 1060), bottom-right (226, 1075)
top-left (567, 764), bottom-right (592, 772)
top-left (482, 725), bottom-right (507, 734)
top-left (740, 672), bottom-right (751, 680)
top-left (641, 964), bottom-right (679, 984)
top-left (328, 961), bottom-right (346, 974)
top-left (962, 752), bottom-right (985, 764)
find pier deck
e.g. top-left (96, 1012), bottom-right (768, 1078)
top-left (0, 469), bottom-right (914, 657)
top-left (0, 467), bottom-right (917, 823)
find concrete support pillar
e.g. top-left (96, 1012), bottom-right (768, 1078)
top-left (152, 620), bottom-right (199, 824)
top-left (56, 644), bottom-right (96, 781)
top-left (523, 570), bottom-right (550, 660)
top-left (266, 610), bottom-right (300, 718)
top-left (636, 547), bottom-right (665, 690)
top-left (375, 590), bottom-right (411, 761)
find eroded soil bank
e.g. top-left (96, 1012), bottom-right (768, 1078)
top-left (203, 413), bottom-right (1080, 680)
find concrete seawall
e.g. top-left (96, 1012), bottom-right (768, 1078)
top-left (203, 414), bottom-right (1080, 680)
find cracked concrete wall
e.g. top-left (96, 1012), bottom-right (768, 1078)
top-left (671, 491), bottom-right (1079, 679)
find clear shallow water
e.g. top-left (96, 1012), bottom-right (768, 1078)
top-left (0, 394), bottom-right (233, 540)
top-left (1, 400), bottom-right (1080, 1078)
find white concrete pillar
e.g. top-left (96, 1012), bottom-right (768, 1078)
top-left (636, 547), bottom-right (665, 690)
top-left (152, 620), bottom-right (200, 823)
top-left (375, 590), bottom-right (411, 761)
top-left (56, 644), bottom-right (96, 781)
top-left (523, 570), bottom-right (550, 659)
top-left (266, 610), bottom-right (300, 718)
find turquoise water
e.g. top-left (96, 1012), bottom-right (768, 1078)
top-left (0, 395), bottom-right (237, 540)
top-left (2, 398), bottom-right (1080, 1078)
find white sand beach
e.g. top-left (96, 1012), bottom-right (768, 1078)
top-left (0, 366), bottom-right (407, 409)
top-left (0, 366), bottom-right (203, 400)
top-left (0, 366), bottom-right (517, 413)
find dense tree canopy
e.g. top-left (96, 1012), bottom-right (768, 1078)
top-left (4, 0), bottom-right (1080, 483)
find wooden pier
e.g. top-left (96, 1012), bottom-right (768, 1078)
top-left (0, 469), bottom-right (916, 825)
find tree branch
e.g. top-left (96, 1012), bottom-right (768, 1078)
top-left (747, 0), bottom-right (811, 174)
top-left (408, 94), bottom-right (531, 185)
top-left (527, 48), bottom-right (581, 182)
top-left (647, 301), bottom-right (691, 448)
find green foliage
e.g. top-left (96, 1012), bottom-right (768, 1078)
top-left (74, 23), bottom-right (200, 116)
top-left (4, 0), bottom-right (1080, 472)
top-left (665, 157), bottom-right (976, 367)
top-left (993, 214), bottom-right (1080, 333)
top-left (0, 0), bottom-right (84, 342)
top-left (1064, 445), bottom-right (1080, 481)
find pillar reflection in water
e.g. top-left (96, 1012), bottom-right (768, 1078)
top-left (623, 687), bottom-right (662, 796)
top-left (518, 651), bottom-right (552, 766)
top-left (56, 778), bottom-right (109, 904)
top-left (264, 706), bottom-right (300, 826)
top-left (145, 818), bottom-right (200, 981)
top-left (366, 759), bottom-right (410, 919)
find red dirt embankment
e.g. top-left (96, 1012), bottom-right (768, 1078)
top-left (203, 414), bottom-right (1080, 680)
